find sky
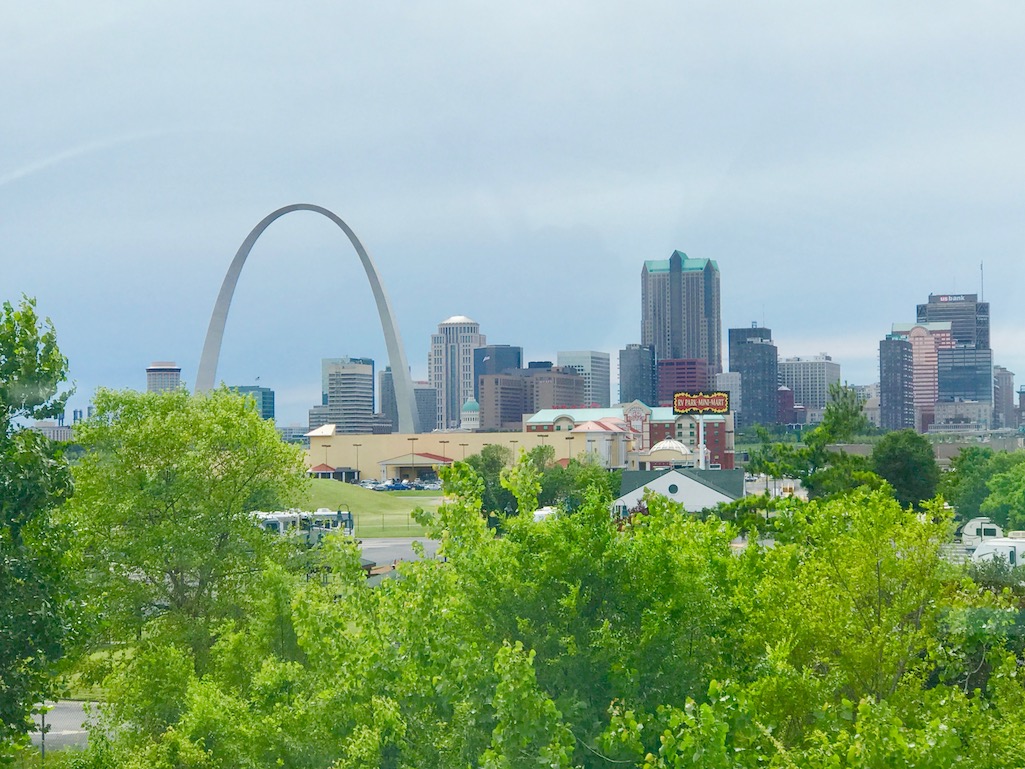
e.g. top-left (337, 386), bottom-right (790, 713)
top-left (4, 2), bottom-right (1025, 425)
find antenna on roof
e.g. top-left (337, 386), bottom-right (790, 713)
top-left (980, 261), bottom-right (984, 301)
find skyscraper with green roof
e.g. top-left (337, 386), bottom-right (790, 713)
top-left (641, 251), bottom-right (721, 374)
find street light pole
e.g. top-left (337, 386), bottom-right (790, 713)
top-left (459, 442), bottom-right (468, 460)
top-left (352, 443), bottom-right (361, 483)
top-left (407, 437), bottom-right (418, 482)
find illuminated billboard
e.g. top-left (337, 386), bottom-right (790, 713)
top-left (672, 391), bottom-right (730, 415)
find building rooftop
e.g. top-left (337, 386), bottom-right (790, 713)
top-left (643, 251), bottom-right (719, 273)
top-left (440, 315), bottom-right (476, 325)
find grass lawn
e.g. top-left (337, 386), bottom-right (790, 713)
top-left (305, 479), bottom-right (436, 537)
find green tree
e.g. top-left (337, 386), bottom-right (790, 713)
top-left (466, 443), bottom-right (515, 513)
top-left (500, 448), bottom-right (541, 515)
top-left (942, 446), bottom-right (997, 519)
top-left (66, 388), bottom-right (307, 664)
top-left (0, 296), bottom-right (76, 752)
top-left (871, 428), bottom-right (940, 508)
top-left (944, 448), bottom-right (1025, 526)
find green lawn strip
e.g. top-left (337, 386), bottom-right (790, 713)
top-left (305, 479), bottom-right (435, 537)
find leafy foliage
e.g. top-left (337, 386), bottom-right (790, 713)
top-left (0, 297), bottom-right (76, 754)
top-left (65, 388), bottom-right (308, 666)
top-left (871, 428), bottom-right (940, 508)
top-left (67, 451), bottom-right (1025, 768)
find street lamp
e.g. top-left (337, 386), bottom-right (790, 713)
top-left (459, 442), bottom-right (468, 460)
top-left (565, 435), bottom-right (573, 459)
top-left (352, 443), bottom-right (361, 483)
top-left (407, 437), bottom-right (418, 482)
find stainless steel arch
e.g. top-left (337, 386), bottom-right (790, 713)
top-left (195, 204), bottom-right (420, 433)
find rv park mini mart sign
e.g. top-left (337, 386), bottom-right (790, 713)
top-left (672, 391), bottom-right (730, 416)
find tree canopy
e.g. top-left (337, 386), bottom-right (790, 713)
top-left (62, 454), bottom-right (1025, 768)
top-left (871, 428), bottom-right (940, 508)
top-left (0, 297), bottom-right (76, 754)
top-left (66, 388), bottom-right (308, 665)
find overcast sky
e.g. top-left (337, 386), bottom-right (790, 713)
top-left (5, 2), bottom-right (1024, 424)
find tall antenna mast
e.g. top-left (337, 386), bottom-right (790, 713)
top-left (980, 261), bottom-right (985, 300)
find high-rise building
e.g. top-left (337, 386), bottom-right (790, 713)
top-left (146, 361), bottom-right (181, 392)
top-left (778, 355), bottom-right (840, 412)
top-left (429, 316), bottom-right (486, 430)
top-left (994, 365), bottom-right (1016, 430)
top-left (232, 385), bottom-right (275, 421)
top-left (619, 344), bottom-right (656, 405)
top-left (937, 347), bottom-right (993, 404)
top-left (381, 366), bottom-right (438, 434)
top-left (308, 357), bottom-right (375, 434)
top-left (879, 334), bottom-right (914, 431)
top-left (656, 359), bottom-right (710, 407)
top-left (917, 294), bottom-right (989, 348)
top-left (641, 251), bottom-right (721, 373)
top-left (478, 365), bottom-right (585, 428)
top-left (728, 326), bottom-right (778, 429)
top-left (890, 322), bottom-right (953, 432)
top-left (557, 351), bottom-right (611, 408)
top-left (714, 371), bottom-right (742, 416)
top-left (915, 293), bottom-right (993, 431)
top-left (473, 345), bottom-right (523, 401)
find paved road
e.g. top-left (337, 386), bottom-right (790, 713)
top-left (30, 700), bottom-right (96, 750)
top-left (360, 536), bottom-right (440, 567)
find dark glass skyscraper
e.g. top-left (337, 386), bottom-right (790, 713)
top-left (879, 335), bottom-right (914, 430)
top-left (728, 325), bottom-right (778, 430)
top-left (472, 345), bottom-right (523, 401)
top-left (619, 344), bottom-right (656, 405)
top-left (916, 293), bottom-right (989, 348)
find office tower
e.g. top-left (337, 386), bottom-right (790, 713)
top-left (232, 385), bottom-right (275, 421)
top-left (728, 325), bottom-right (778, 429)
top-left (778, 355), bottom-right (841, 412)
top-left (429, 316), bottom-right (486, 430)
top-left (641, 251), bottom-right (722, 373)
top-left (72, 408), bottom-right (84, 424)
top-left (479, 365), bottom-right (585, 426)
top-left (479, 372), bottom-right (531, 430)
top-left (656, 359), bottom-right (710, 407)
top-left (879, 334), bottom-right (914, 430)
top-left (917, 293), bottom-right (989, 348)
top-left (413, 382), bottom-right (437, 434)
top-left (380, 367), bottom-right (435, 433)
top-left (937, 347), bottom-right (993, 403)
top-left (714, 371), bottom-right (741, 415)
top-left (473, 345), bottom-right (523, 400)
top-left (619, 344), bottom-right (656, 405)
top-left (529, 366), bottom-right (586, 410)
top-left (993, 365), bottom-right (1016, 429)
top-left (379, 367), bottom-right (397, 430)
top-left (557, 350), bottom-right (611, 407)
top-left (916, 293), bottom-right (993, 430)
top-left (146, 361), bottom-right (181, 392)
top-left (890, 322), bottom-right (953, 432)
top-left (777, 386), bottom-right (796, 424)
top-left (308, 357), bottom-right (375, 433)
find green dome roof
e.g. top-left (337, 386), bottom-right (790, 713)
top-left (461, 398), bottom-right (480, 412)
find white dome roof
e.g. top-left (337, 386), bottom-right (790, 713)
top-left (649, 438), bottom-right (692, 455)
top-left (441, 315), bottom-right (476, 325)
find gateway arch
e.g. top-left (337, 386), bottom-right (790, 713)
top-left (195, 203), bottom-right (420, 434)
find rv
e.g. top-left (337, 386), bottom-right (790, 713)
top-left (253, 508), bottom-right (355, 544)
top-left (959, 516), bottom-right (1003, 548)
top-left (971, 536), bottom-right (1025, 568)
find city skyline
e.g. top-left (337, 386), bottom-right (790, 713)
top-left (6, 5), bottom-right (1025, 424)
